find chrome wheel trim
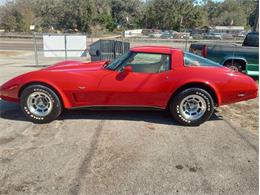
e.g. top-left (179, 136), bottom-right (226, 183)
top-left (27, 92), bottom-right (53, 117)
top-left (179, 94), bottom-right (207, 121)
top-left (228, 65), bottom-right (239, 72)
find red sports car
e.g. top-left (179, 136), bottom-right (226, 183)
top-left (0, 46), bottom-right (258, 126)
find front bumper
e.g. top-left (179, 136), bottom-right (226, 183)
top-left (0, 83), bottom-right (20, 103)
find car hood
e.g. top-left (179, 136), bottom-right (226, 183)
top-left (44, 60), bottom-right (109, 72)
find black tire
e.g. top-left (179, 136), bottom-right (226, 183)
top-left (20, 84), bottom-right (62, 123)
top-left (224, 61), bottom-right (243, 72)
top-left (170, 88), bottom-right (214, 126)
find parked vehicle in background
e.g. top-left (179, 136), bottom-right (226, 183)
top-left (189, 32), bottom-right (259, 77)
top-left (149, 32), bottom-right (162, 38)
top-left (160, 32), bottom-right (173, 39)
top-left (221, 33), bottom-right (233, 40)
top-left (181, 34), bottom-right (193, 39)
top-left (190, 33), bottom-right (203, 39)
top-left (173, 32), bottom-right (192, 39)
top-left (237, 31), bottom-right (247, 38)
top-left (203, 33), bottom-right (222, 40)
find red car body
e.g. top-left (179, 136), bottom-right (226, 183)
top-left (0, 46), bottom-right (258, 110)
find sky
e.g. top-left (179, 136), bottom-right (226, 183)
top-left (0, 0), bottom-right (8, 6)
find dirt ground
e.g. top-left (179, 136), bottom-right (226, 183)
top-left (0, 51), bottom-right (23, 57)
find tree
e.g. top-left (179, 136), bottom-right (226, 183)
top-left (202, 0), bottom-right (256, 28)
top-left (33, 0), bottom-right (63, 31)
top-left (0, 0), bottom-right (257, 32)
top-left (92, 0), bottom-right (116, 32)
top-left (0, 3), bottom-right (17, 31)
top-left (248, 0), bottom-right (258, 31)
top-left (110, 0), bottom-right (144, 29)
top-left (0, 0), bottom-right (35, 32)
top-left (16, 0), bottom-right (35, 31)
top-left (144, 0), bottom-right (204, 31)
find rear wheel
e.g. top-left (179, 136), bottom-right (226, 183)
top-left (20, 85), bottom-right (62, 123)
top-left (224, 61), bottom-right (243, 72)
top-left (170, 88), bottom-right (214, 126)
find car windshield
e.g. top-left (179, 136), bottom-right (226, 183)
top-left (105, 52), bottom-right (131, 70)
top-left (184, 52), bottom-right (221, 67)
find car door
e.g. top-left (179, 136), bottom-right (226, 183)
top-left (97, 52), bottom-right (173, 108)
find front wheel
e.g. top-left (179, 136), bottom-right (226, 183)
top-left (20, 84), bottom-right (63, 123)
top-left (170, 88), bottom-right (214, 126)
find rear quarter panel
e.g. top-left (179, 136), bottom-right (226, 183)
top-left (166, 65), bottom-right (233, 106)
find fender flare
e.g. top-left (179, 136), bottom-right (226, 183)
top-left (221, 56), bottom-right (247, 66)
top-left (167, 81), bottom-right (222, 107)
top-left (18, 80), bottom-right (72, 108)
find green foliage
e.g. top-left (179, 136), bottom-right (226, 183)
top-left (0, 0), bottom-right (257, 32)
top-left (0, 0), bottom-right (34, 32)
top-left (202, 0), bottom-right (257, 27)
top-left (144, 0), bottom-right (204, 31)
top-left (0, 4), bottom-right (17, 31)
top-left (94, 13), bottom-right (116, 32)
top-left (110, 0), bottom-right (144, 29)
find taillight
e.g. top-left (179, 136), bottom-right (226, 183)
top-left (201, 46), bottom-right (207, 57)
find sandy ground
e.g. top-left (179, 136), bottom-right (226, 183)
top-left (0, 51), bottom-right (25, 57)
top-left (218, 96), bottom-right (259, 135)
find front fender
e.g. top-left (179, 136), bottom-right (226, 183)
top-left (19, 79), bottom-right (72, 108)
top-left (14, 71), bottom-right (73, 108)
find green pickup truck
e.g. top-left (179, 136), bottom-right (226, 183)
top-left (189, 32), bottom-right (259, 77)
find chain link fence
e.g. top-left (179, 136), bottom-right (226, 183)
top-left (30, 33), bottom-right (130, 65)
top-left (0, 32), bottom-right (244, 66)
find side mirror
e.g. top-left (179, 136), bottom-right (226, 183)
top-left (123, 65), bottom-right (133, 73)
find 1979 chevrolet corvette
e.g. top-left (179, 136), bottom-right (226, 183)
top-left (0, 46), bottom-right (258, 126)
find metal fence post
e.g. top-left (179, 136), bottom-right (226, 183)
top-left (64, 34), bottom-right (68, 60)
top-left (122, 30), bottom-right (125, 54)
top-left (99, 40), bottom-right (101, 60)
top-left (185, 37), bottom-right (188, 51)
top-left (32, 32), bottom-right (39, 66)
top-left (113, 40), bottom-right (116, 59)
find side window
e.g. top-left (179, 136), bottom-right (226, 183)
top-left (184, 52), bottom-right (220, 67)
top-left (119, 52), bottom-right (170, 73)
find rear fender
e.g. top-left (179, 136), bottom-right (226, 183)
top-left (168, 81), bottom-right (222, 107)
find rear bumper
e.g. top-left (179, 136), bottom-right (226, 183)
top-left (220, 89), bottom-right (257, 105)
top-left (220, 74), bottom-right (258, 105)
top-left (246, 70), bottom-right (259, 77)
top-left (246, 64), bottom-right (259, 77)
